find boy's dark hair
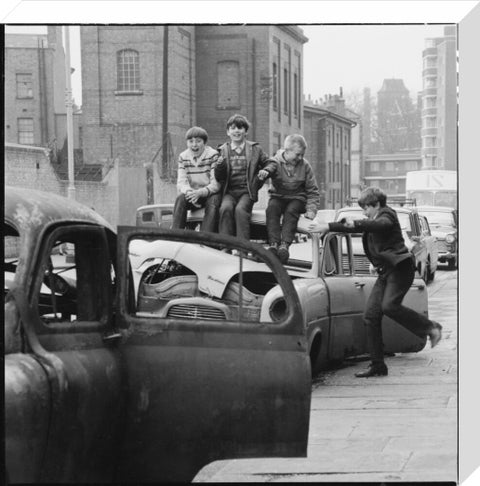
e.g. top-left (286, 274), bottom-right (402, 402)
top-left (226, 114), bottom-right (250, 132)
top-left (185, 126), bottom-right (208, 142)
top-left (357, 186), bottom-right (387, 208)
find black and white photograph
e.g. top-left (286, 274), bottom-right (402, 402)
top-left (3, 1), bottom-right (478, 484)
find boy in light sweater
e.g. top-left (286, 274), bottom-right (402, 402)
top-left (172, 126), bottom-right (221, 232)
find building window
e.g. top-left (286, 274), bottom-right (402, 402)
top-left (273, 132), bottom-right (282, 154)
top-left (385, 162), bottom-right (395, 171)
top-left (18, 118), bottom-right (34, 145)
top-left (16, 73), bottom-right (33, 98)
top-left (405, 160), bottom-right (418, 170)
top-left (217, 61), bottom-right (240, 108)
top-left (272, 62), bottom-right (278, 111)
top-left (328, 161), bottom-right (332, 182)
top-left (425, 96), bottom-right (437, 108)
top-left (370, 162), bottom-right (380, 172)
top-left (293, 73), bottom-right (298, 116)
top-left (283, 68), bottom-right (289, 115)
top-left (327, 127), bottom-right (331, 146)
top-left (116, 49), bottom-right (140, 92)
top-left (344, 134), bottom-right (348, 149)
top-left (336, 131), bottom-right (339, 148)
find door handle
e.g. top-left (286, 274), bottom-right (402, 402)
top-left (102, 332), bottom-right (122, 345)
top-left (354, 282), bottom-right (365, 289)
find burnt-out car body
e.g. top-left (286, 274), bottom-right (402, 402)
top-left (135, 206), bottom-right (429, 376)
top-left (4, 186), bottom-right (311, 483)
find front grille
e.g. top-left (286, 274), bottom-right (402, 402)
top-left (436, 240), bottom-right (448, 253)
top-left (166, 303), bottom-right (226, 320)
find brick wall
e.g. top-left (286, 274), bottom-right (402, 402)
top-left (5, 143), bottom-right (119, 226)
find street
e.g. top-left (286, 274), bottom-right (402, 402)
top-left (194, 267), bottom-right (458, 483)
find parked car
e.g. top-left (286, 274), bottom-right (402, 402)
top-left (133, 206), bottom-right (428, 378)
top-left (334, 205), bottom-right (438, 283)
top-left (4, 186), bottom-right (311, 483)
top-left (417, 206), bottom-right (458, 269)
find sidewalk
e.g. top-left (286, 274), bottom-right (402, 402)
top-left (194, 270), bottom-right (457, 483)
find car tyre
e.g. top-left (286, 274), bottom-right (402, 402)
top-left (426, 258), bottom-right (435, 283)
top-left (447, 258), bottom-right (457, 270)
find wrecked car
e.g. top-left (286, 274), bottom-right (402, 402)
top-left (135, 206), bottom-right (429, 376)
top-left (4, 186), bottom-right (311, 483)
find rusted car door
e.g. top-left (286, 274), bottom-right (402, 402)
top-left (319, 233), bottom-right (368, 360)
top-left (114, 227), bottom-right (311, 483)
top-left (5, 223), bottom-right (123, 483)
top-left (336, 230), bottom-right (428, 355)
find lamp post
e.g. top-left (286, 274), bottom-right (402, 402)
top-left (64, 26), bottom-right (75, 200)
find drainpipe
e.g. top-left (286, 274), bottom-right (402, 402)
top-left (162, 26), bottom-right (169, 177)
top-left (64, 26), bottom-right (75, 200)
top-left (251, 38), bottom-right (256, 141)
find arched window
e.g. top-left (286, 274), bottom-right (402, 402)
top-left (117, 49), bottom-right (140, 91)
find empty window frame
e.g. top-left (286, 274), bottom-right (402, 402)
top-left (217, 61), bottom-right (240, 108)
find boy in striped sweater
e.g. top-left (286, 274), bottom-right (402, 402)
top-left (172, 126), bottom-right (221, 232)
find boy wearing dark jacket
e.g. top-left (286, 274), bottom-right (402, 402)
top-left (308, 186), bottom-right (443, 378)
top-left (266, 134), bottom-right (320, 263)
top-left (215, 114), bottom-right (276, 240)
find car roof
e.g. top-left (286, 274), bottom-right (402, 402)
top-left (5, 186), bottom-right (114, 234)
top-left (416, 206), bottom-right (456, 212)
top-left (336, 205), bottom-right (413, 214)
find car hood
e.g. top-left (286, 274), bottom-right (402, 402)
top-left (430, 227), bottom-right (456, 239)
top-left (129, 239), bottom-right (270, 298)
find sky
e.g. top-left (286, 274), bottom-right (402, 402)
top-left (301, 23), bottom-right (449, 102)
top-left (5, 22), bottom-right (450, 108)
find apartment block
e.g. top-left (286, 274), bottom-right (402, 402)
top-left (421, 25), bottom-right (457, 170)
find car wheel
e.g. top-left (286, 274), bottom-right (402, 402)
top-left (419, 263), bottom-right (427, 283)
top-left (447, 258), bottom-right (457, 270)
top-left (426, 258), bottom-right (435, 283)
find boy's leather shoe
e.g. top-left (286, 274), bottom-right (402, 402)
top-left (267, 243), bottom-right (278, 256)
top-left (355, 362), bottom-right (388, 378)
top-left (277, 243), bottom-right (290, 264)
top-left (429, 321), bottom-right (443, 348)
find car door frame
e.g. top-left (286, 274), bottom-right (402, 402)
top-left (115, 226), bottom-right (312, 482)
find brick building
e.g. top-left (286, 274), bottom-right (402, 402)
top-left (4, 27), bottom-right (82, 153)
top-left (303, 93), bottom-right (357, 209)
top-left (374, 78), bottom-right (421, 155)
top-left (80, 25), bottom-right (308, 223)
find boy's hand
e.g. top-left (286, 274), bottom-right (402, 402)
top-left (344, 217), bottom-right (355, 228)
top-left (305, 210), bottom-right (316, 220)
top-left (186, 189), bottom-right (202, 204)
top-left (308, 221), bottom-right (329, 236)
top-left (257, 169), bottom-right (269, 181)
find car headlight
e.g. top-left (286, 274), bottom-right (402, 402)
top-left (269, 297), bottom-right (287, 322)
top-left (445, 233), bottom-right (456, 244)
